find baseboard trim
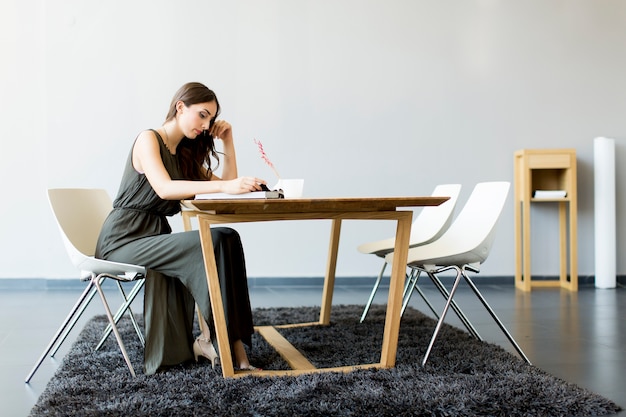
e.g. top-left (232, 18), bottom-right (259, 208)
top-left (0, 275), bottom-right (624, 291)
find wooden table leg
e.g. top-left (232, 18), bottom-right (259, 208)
top-left (320, 219), bottom-right (342, 325)
top-left (198, 215), bottom-right (235, 377)
top-left (380, 211), bottom-right (412, 367)
top-left (181, 211), bottom-right (194, 231)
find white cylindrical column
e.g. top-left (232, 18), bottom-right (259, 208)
top-left (594, 137), bottom-right (616, 289)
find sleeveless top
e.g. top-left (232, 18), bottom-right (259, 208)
top-left (95, 130), bottom-right (184, 259)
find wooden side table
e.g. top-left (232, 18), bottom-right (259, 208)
top-left (514, 149), bottom-right (578, 291)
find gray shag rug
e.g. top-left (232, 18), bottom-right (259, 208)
top-left (30, 305), bottom-right (621, 417)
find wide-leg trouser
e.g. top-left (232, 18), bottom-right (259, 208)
top-left (104, 227), bottom-right (254, 374)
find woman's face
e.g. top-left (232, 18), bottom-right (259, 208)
top-left (177, 101), bottom-right (218, 138)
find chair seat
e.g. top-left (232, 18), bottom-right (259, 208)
top-left (77, 256), bottom-right (146, 279)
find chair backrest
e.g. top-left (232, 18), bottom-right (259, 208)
top-left (48, 188), bottom-right (113, 267)
top-left (48, 188), bottom-right (146, 279)
top-left (402, 181), bottom-right (510, 267)
top-left (408, 183), bottom-right (462, 246)
top-left (357, 184), bottom-right (462, 256)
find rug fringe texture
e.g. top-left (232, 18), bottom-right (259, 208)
top-left (29, 305), bottom-right (621, 417)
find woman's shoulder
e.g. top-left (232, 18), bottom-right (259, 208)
top-left (135, 129), bottom-right (163, 147)
top-left (137, 129), bottom-right (160, 140)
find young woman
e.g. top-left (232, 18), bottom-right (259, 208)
top-left (95, 82), bottom-right (265, 374)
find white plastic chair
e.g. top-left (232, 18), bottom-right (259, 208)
top-left (386, 181), bottom-right (531, 366)
top-left (357, 184), bottom-right (462, 322)
top-left (25, 189), bottom-right (146, 382)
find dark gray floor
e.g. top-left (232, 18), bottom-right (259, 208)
top-left (1, 279), bottom-right (625, 416)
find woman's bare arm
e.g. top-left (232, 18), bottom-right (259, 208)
top-left (132, 130), bottom-right (264, 200)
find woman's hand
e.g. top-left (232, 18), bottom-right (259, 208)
top-left (210, 119), bottom-right (238, 180)
top-left (209, 120), bottom-right (233, 143)
top-left (221, 177), bottom-right (267, 194)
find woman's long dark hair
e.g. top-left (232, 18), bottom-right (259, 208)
top-left (165, 82), bottom-right (221, 180)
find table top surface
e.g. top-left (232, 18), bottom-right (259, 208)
top-left (182, 196), bottom-right (449, 215)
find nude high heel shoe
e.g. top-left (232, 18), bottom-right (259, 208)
top-left (193, 336), bottom-right (219, 369)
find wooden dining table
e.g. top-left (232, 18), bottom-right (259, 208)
top-left (181, 196), bottom-right (448, 378)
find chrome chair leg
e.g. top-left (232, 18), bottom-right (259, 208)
top-left (49, 280), bottom-right (101, 357)
top-left (401, 270), bottom-right (440, 319)
top-left (422, 266), bottom-right (464, 366)
top-left (461, 268), bottom-right (532, 365)
top-left (401, 269), bottom-right (419, 310)
top-left (362, 264), bottom-right (421, 322)
top-left (119, 280), bottom-right (145, 345)
top-left (25, 280), bottom-right (96, 383)
top-left (400, 268), bottom-right (416, 306)
top-left (116, 280), bottom-right (145, 345)
top-left (93, 274), bottom-right (136, 377)
top-left (426, 270), bottom-right (481, 340)
top-left (360, 262), bottom-right (388, 323)
top-left (364, 265), bottom-right (443, 322)
top-left (95, 279), bottom-right (145, 351)
top-left (421, 265), bottom-right (532, 367)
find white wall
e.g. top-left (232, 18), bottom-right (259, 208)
top-left (1, 0), bottom-right (625, 280)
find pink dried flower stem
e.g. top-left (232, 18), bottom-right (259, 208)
top-left (254, 138), bottom-right (280, 179)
